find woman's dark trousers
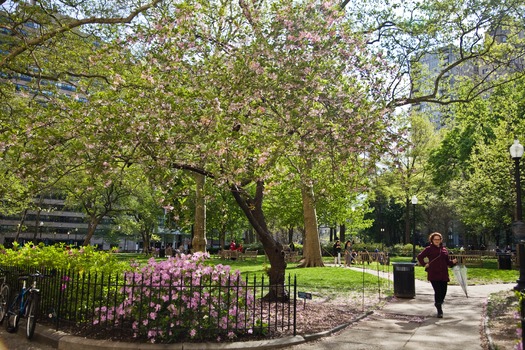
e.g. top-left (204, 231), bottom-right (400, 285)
top-left (430, 280), bottom-right (447, 316)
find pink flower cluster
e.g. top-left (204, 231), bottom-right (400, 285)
top-left (94, 252), bottom-right (255, 343)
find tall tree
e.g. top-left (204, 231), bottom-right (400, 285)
top-left (95, 0), bottom-right (397, 294)
top-left (13, 0), bottom-right (519, 296)
top-left (377, 112), bottom-right (439, 243)
top-left (429, 80), bottom-right (525, 244)
top-left (59, 165), bottom-right (134, 246)
top-left (343, 0), bottom-right (525, 108)
top-left (114, 173), bottom-right (167, 254)
top-left (205, 185), bottom-right (249, 249)
top-left (192, 172), bottom-right (207, 252)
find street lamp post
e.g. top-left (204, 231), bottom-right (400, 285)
top-left (509, 139), bottom-right (525, 350)
top-left (381, 228), bottom-right (385, 252)
top-left (510, 140), bottom-right (525, 290)
top-left (411, 195), bottom-right (418, 263)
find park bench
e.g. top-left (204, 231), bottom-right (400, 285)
top-left (369, 252), bottom-right (389, 265)
top-left (353, 251), bottom-right (372, 265)
top-left (219, 249), bottom-right (239, 260)
top-left (284, 251), bottom-right (299, 263)
top-left (352, 252), bottom-right (389, 265)
top-left (239, 250), bottom-right (258, 261)
top-left (263, 251), bottom-right (300, 263)
top-left (449, 254), bottom-right (483, 267)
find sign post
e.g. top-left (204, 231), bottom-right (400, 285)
top-left (297, 291), bottom-right (312, 309)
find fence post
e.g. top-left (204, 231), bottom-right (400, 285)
top-left (520, 290), bottom-right (525, 349)
top-left (293, 274), bottom-right (297, 336)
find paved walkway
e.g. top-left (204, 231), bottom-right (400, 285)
top-left (283, 266), bottom-right (513, 350)
top-left (6, 267), bottom-right (515, 350)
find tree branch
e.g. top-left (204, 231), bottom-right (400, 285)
top-left (0, 0), bottom-right (162, 68)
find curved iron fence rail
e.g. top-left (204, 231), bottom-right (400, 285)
top-left (1, 265), bottom-right (297, 343)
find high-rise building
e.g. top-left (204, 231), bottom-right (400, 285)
top-left (411, 44), bottom-right (480, 128)
top-left (411, 26), bottom-right (524, 127)
top-left (0, 11), bottom-right (130, 250)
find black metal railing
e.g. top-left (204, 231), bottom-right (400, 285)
top-left (1, 265), bottom-right (296, 343)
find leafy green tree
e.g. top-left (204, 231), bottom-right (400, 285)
top-left (373, 112), bottom-right (439, 243)
top-left (262, 173), bottom-right (304, 244)
top-left (59, 167), bottom-right (133, 246)
top-left (313, 158), bottom-right (372, 244)
top-left (0, 1), bottom-right (162, 72)
top-left (365, 196), bottom-right (405, 246)
top-left (113, 173), bottom-right (167, 255)
top-left (428, 78), bottom-right (525, 245)
top-left (89, 0), bottom-right (395, 295)
top-left (70, 0), bottom-right (393, 277)
top-left (205, 185), bottom-right (250, 249)
top-left (14, 0), bottom-right (524, 297)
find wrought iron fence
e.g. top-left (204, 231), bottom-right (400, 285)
top-left (1, 265), bottom-right (297, 343)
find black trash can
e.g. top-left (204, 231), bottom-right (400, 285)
top-left (497, 253), bottom-right (512, 270)
top-left (393, 262), bottom-right (416, 298)
top-left (159, 248), bottom-right (166, 258)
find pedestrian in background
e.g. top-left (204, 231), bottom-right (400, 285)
top-left (344, 240), bottom-right (352, 267)
top-left (333, 239), bottom-right (342, 266)
top-left (417, 232), bottom-right (457, 318)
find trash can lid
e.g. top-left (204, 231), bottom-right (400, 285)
top-left (392, 262), bottom-right (416, 265)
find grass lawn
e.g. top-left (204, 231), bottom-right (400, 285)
top-left (112, 251), bottom-right (520, 344)
top-left (390, 256), bottom-right (518, 285)
top-left (115, 253), bottom-right (392, 298)
top-left (113, 252), bottom-right (518, 297)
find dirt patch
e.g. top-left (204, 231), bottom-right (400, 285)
top-left (293, 292), bottom-right (384, 334)
top-left (483, 290), bottom-right (520, 350)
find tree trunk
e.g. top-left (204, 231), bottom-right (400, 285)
top-left (14, 209), bottom-right (28, 243)
top-left (340, 224), bottom-right (346, 243)
top-left (245, 228), bottom-right (255, 244)
top-left (141, 230), bottom-right (151, 255)
top-left (32, 209), bottom-right (43, 242)
top-left (288, 227), bottom-right (294, 244)
top-left (192, 172), bottom-right (207, 252)
top-left (298, 184), bottom-right (324, 267)
top-left (32, 197), bottom-right (44, 242)
top-left (219, 229), bottom-right (226, 250)
top-left (230, 181), bottom-right (288, 301)
top-left (82, 217), bottom-right (100, 246)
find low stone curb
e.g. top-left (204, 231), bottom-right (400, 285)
top-left (482, 312), bottom-right (496, 350)
top-left (32, 310), bottom-right (374, 349)
top-left (303, 310), bottom-right (373, 342)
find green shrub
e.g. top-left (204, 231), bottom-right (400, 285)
top-left (0, 242), bottom-right (128, 274)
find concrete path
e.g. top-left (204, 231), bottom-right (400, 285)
top-left (282, 266), bottom-right (513, 350)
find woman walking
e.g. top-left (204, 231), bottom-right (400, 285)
top-left (417, 232), bottom-right (457, 318)
top-left (333, 239), bottom-right (342, 266)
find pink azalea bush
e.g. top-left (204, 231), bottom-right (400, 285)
top-left (94, 252), bottom-right (255, 343)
